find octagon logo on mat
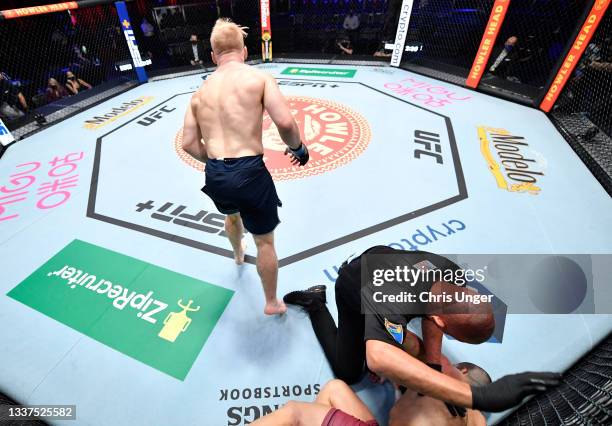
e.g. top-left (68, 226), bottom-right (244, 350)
top-left (174, 96), bottom-right (371, 180)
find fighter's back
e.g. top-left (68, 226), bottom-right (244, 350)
top-left (194, 62), bottom-right (266, 159)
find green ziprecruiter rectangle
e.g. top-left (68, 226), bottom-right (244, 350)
top-left (7, 239), bottom-right (234, 380)
top-left (281, 67), bottom-right (357, 78)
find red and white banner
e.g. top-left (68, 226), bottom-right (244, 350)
top-left (466, 0), bottom-right (511, 88)
top-left (540, 0), bottom-right (611, 112)
top-left (260, 0), bottom-right (272, 61)
top-left (1, 2), bottom-right (78, 19)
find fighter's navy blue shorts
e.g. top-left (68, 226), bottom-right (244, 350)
top-left (202, 155), bottom-right (281, 235)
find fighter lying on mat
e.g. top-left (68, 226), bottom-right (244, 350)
top-left (250, 371), bottom-right (488, 426)
top-left (385, 327), bottom-right (489, 425)
top-left (251, 379), bottom-right (378, 426)
top-left (284, 246), bottom-right (561, 413)
top-left (181, 19), bottom-right (309, 315)
top-left (251, 328), bottom-right (490, 426)
top-left (389, 362), bottom-right (491, 426)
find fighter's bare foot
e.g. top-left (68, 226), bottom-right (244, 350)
top-left (234, 239), bottom-right (247, 265)
top-left (264, 299), bottom-right (287, 316)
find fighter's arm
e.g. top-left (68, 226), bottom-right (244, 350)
top-left (402, 328), bottom-right (454, 374)
top-left (421, 317), bottom-right (444, 365)
top-left (181, 95), bottom-right (207, 163)
top-left (262, 74), bottom-right (301, 150)
top-left (469, 411), bottom-right (487, 426)
top-left (366, 339), bottom-right (473, 407)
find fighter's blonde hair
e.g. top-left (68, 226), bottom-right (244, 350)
top-left (210, 18), bottom-right (248, 55)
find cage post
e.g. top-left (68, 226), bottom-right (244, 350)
top-left (115, 1), bottom-right (149, 83)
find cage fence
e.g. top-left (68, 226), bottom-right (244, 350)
top-left (549, 6), bottom-right (612, 196)
top-left (499, 333), bottom-right (612, 426)
top-left (397, 0), bottom-right (592, 105)
top-left (0, 1), bottom-right (141, 136)
top-left (268, 0), bottom-right (391, 56)
top-left (126, 0), bottom-right (262, 69)
top-left (479, 0), bottom-right (590, 103)
top-left (2, 0), bottom-right (611, 192)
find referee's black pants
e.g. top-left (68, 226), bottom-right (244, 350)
top-left (307, 268), bottom-right (366, 384)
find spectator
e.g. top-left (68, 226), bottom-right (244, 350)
top-left (373, 41), bottom-right (392, 57)
top-left (169, 8), bottom-right (184, 28)
top-left (159, 10), bottom-right (169, 29)
top-left (0, 73), bottom-right (28, 121)
top-left (383, 0), bottom-right (402, 40)
top-left (140, 18), bottom-right (156, 59)
top-left (187, 34), bottom-right (205, 66)
top-left (337, 36), bottom-right (354, 55)
top-left (71, 44), bottom-right (93, 74)
top-left (488, 36), bottom-right (520, 81)
top-left (141, 17), bottom-right (155, 38)
top-left (65, 71), bottom-right (92, 95)
top-left (50, 28), bottom-right (68, 49)
top-left (45, 78), bottom-right (69, 103)
top-left (343, 9), bottom-right (360, 50)
top-left (107, 25), bottom-right (123, 51)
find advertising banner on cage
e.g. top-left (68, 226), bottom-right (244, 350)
top-left (0, 119), bottom-right (15, 146)
top-left (115, 1), bottom-right (150, 83)
top-left (466, 0), bottom-right (511, 88)
top-left (0, 2), bottom-right (78, 19)
top-left (260, 0), bottom-right (272, 61)
top-left (390, 0), bottom-right (414, 67)
top-left (540, 0), bottom-right (611, 112)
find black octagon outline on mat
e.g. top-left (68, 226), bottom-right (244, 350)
top-left (87, 78), bottom-right (468, 267)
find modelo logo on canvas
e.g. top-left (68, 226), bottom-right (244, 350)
top-left (477, 126), bottom-right (546, 195)
top-left (83, 96), bottom-right (154, 129)
top-left (7, 239), bottom-right (233, 380)
top-left (175, 96), bottom-right (371, 181)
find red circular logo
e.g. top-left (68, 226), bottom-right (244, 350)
top-left (175, 96), bottom-right (371, 180)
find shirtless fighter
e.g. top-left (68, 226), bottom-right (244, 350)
top-left (389, 362), bottom-right (491, 426)
top-left (181, 19), bottom-right (309, 315)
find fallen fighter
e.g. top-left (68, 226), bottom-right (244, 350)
top-left (251, 379), bottom-right (379, 426)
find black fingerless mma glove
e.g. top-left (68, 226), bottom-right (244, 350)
top-left (289, 143), bottom-right (309, 166)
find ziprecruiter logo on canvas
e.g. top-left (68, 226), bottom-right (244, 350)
top-left (48, 264), bottom-right (198, 342)
top-left (8, 239), bottom-right (234, 380)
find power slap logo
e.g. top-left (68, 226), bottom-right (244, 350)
top-left (175, 96), bottom-right (371, 180)
top-left (7, 239), bottom-right (233, 380)
top-left (477, 126), bottom-right (546, 195)
top-left (84, 96), bottom-right (154, 130)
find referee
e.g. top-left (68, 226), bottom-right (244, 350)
top-left (284, 246), bottom-right (561, 413)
